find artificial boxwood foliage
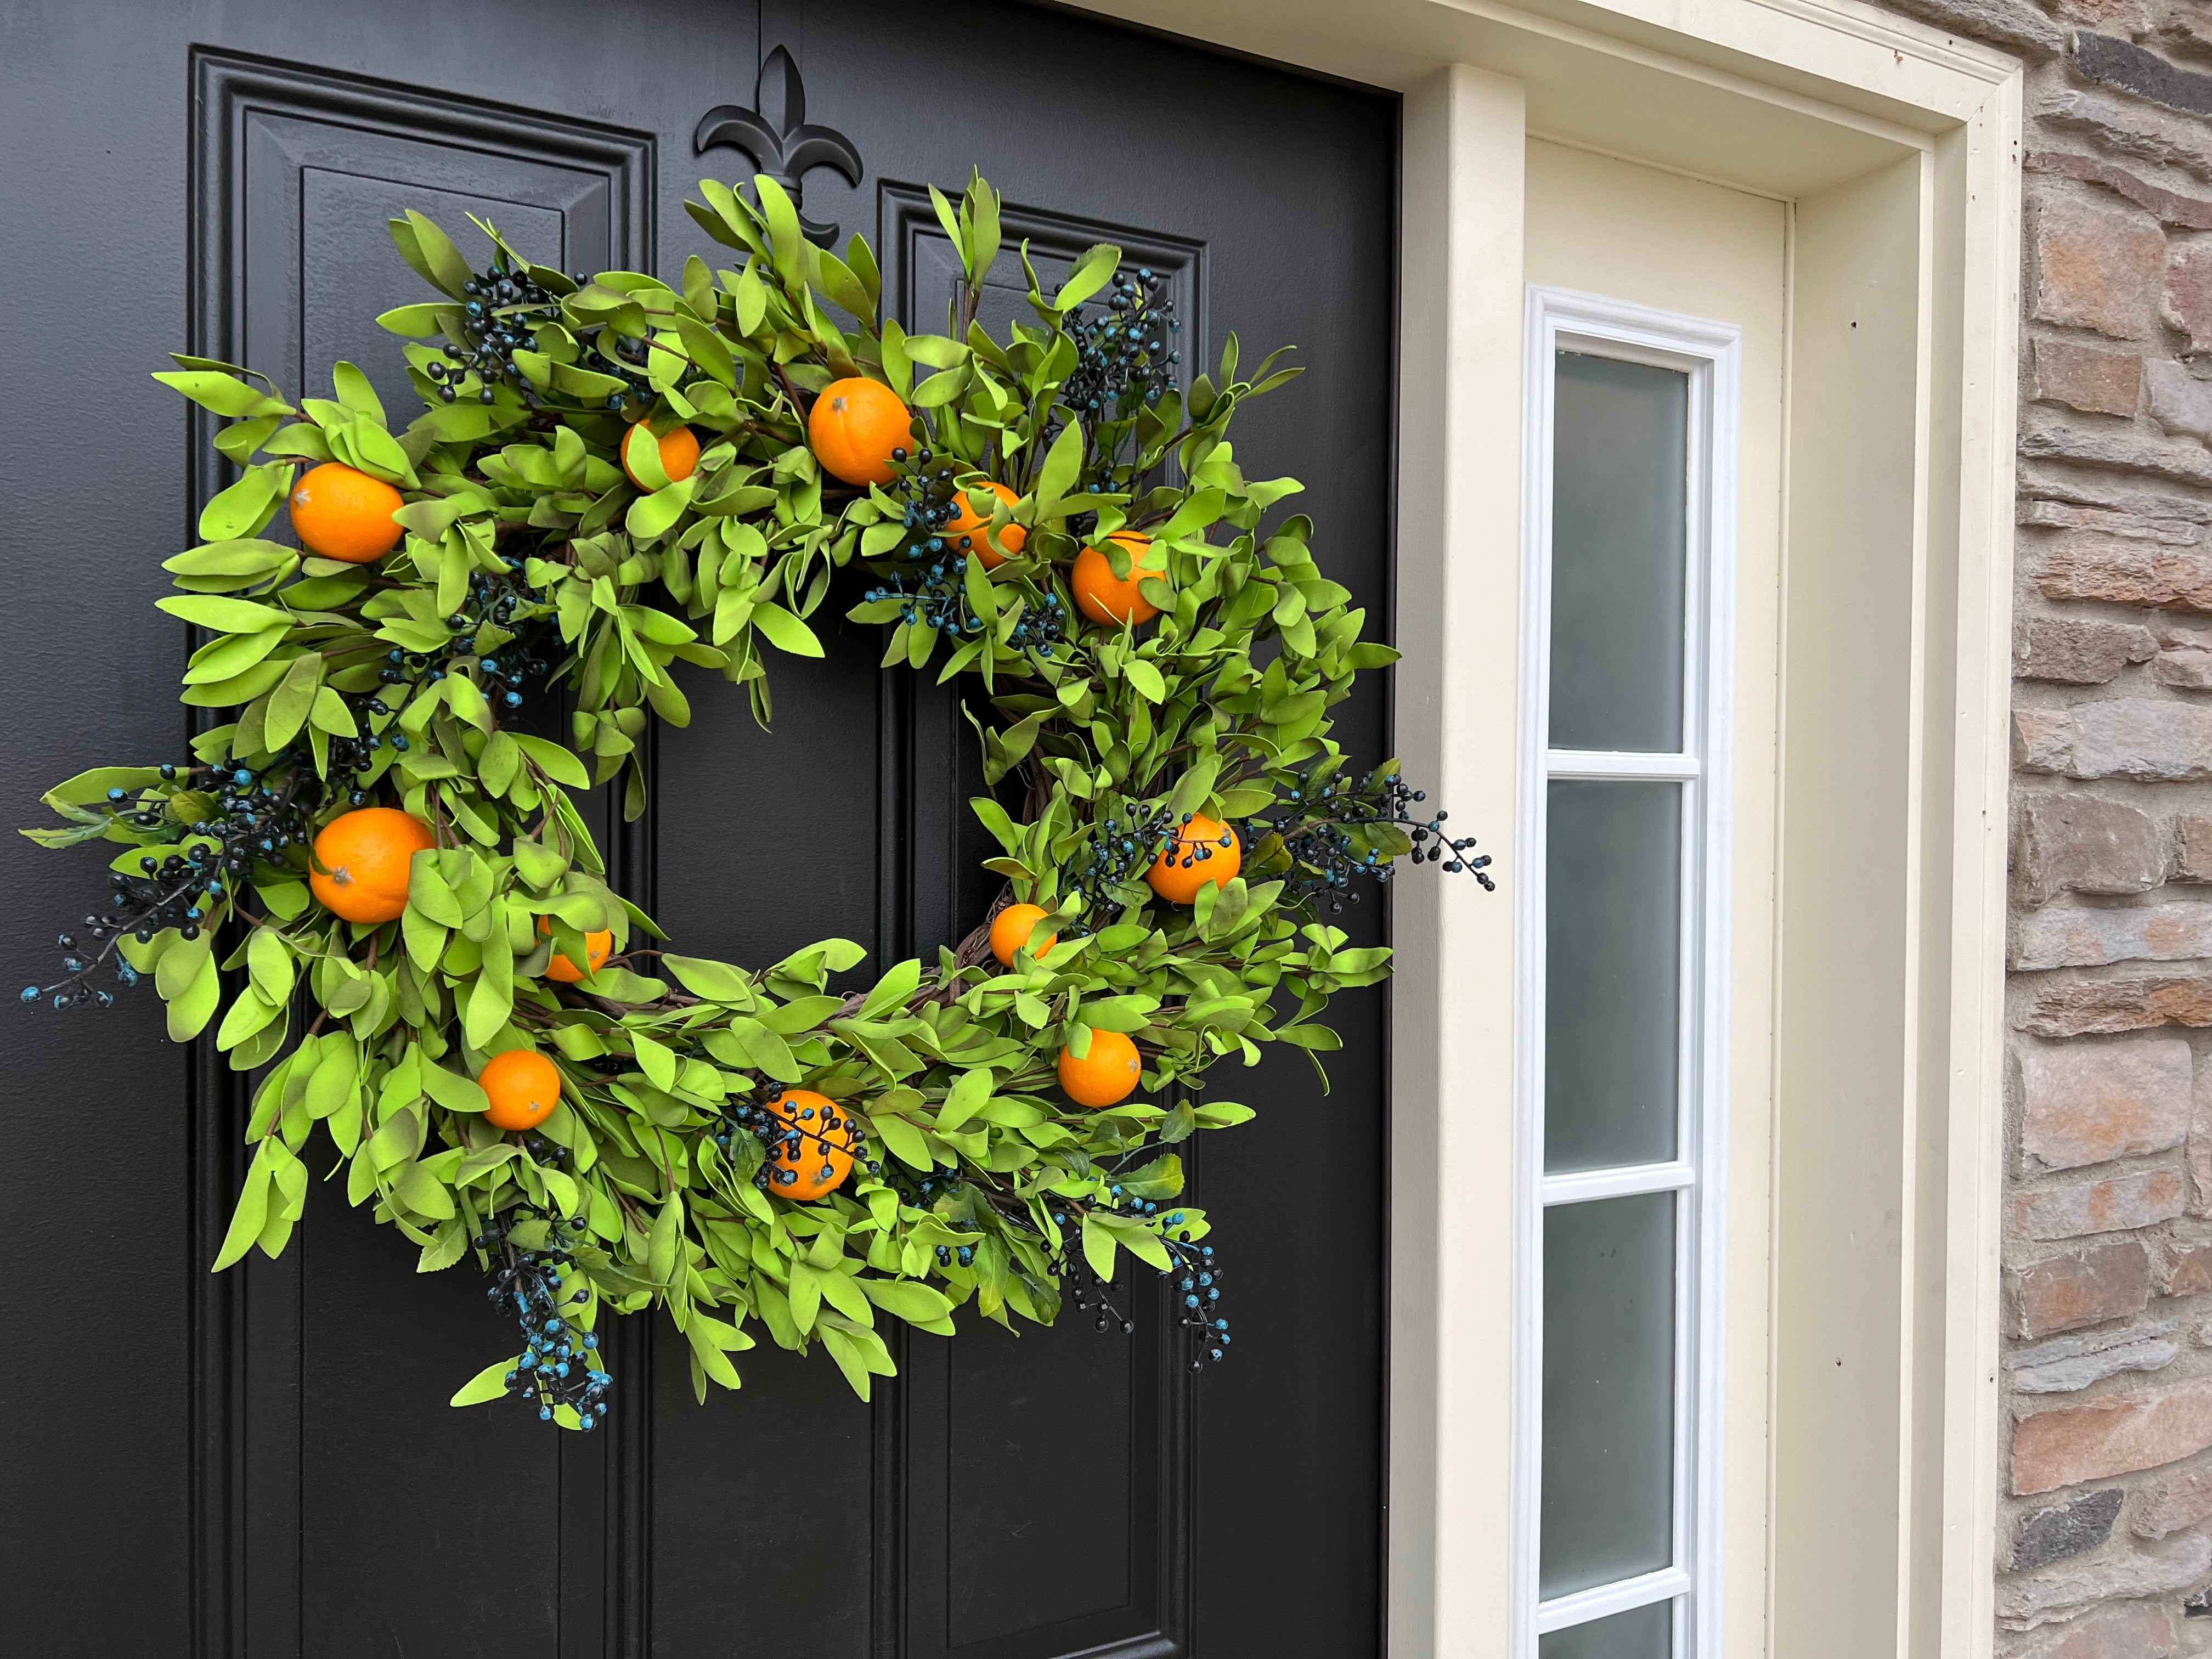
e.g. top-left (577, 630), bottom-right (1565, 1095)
top-left (23, 172), bottom-right (1489, 1427)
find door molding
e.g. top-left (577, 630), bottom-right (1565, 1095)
top-left (184, 49), bottom-right (656, 1658)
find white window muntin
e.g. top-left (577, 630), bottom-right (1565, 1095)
top-left (1512, 285), bottom-right (1741, 1659)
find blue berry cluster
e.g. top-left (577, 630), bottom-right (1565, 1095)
top-left (858, 447), bottom-right (1071, 659)
top-left (860, 566), bottom-right (986, 639)
top-left (1165, 1235), bottom-right (1231, 1370)
top-left (479, 1212), bottom-right (611, 1430)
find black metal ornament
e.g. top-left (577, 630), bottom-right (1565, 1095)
top-left (693, 44), bottom-right (862, 246)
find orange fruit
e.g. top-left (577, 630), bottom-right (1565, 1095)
top-left (989, 902), bottom-right (1058, 967)
top-left (762, 1088), bottom-right (858, 1200)
top-left (479, 1048), bottom-right (563, 1131)
top-left (622, 422), bottom-right (700, 488)
top-left (308, 806), bottom-right (436, 923)
top-left (537, 916), bottom-right (613, 982)
top-left (288, 462), bottom-right (404, 563)
top-left (1147, 813), bottom-right (1242, 905)
top-left (808, 376), bottom-right (911, 486)
top-left (1071, 532), bottom-right (1166, 625)
top-left (1058, 1028), bottom-right (1142, 1108)
top-left (948, 480), bottom-right (1026, 568)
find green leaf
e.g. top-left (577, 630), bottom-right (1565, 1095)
top-left (199, 465), bottom-right (290, 542)
top-left (211, 1151), bottom-right (273, 1271)
top-left (648, 1194), bottom-right (684, 1284)
top-left (215, 986), bottom-right (284, 1052)
top-left (1081, 1214), bottom-right (1117, 1283)
top-left (622, 422), bottom-right (672, 492)
top-left (463, 962), bottom-right (512, 1048)
top-left (168, 955), bottom-right (222, 1041)
top-left (755, 176), bottom-right (806, 291)
top-left (263, 652), bottom-right (324, 751)
top-left (153, 370), bottom-right (290, 419)
top-left (869, 1110), bottom-right (932, 1170)
top-left (449, 1356), bottom-right (520, 1407)
top-left (330, 360), bottom-right (386, 425)
top-left (632, 1031), bottom-right (679, 1092)
top-left (937, 1066), bottom-right (994, 1132)
top-left (969, 796), bottom-right (1022, 856)
top-left (751, 602), bottom-right (824, 657)
top-left (787, 1261), bottom-right (823, 1336)
top-left (164, 539), bottom-right (295, 582)
top-left (817, 1324), bottom-right (878, 1402)
top-left (349, 417), bottom-right (420, 488)
top-left (154, 594), bottom-right (290, 633)
top-left (1031, 420), bottom-right (1084, 514)
top-left (661, 954), bottom-right (752, 1002)
top-left (408, 854), bottom-right (465, 928)
top-left (1054, 244), bottom-right (1121, 312)
top-left (857, 1278), bottom-right (952, 1325)
top-left (246, 926), bottom-right (295, 1006)
top-left (909, 366), bottom-right (968, 409)
top-left (396, 1160), bottom-right (456, 1219)
top-left (309, 685), bottom-right (357, 736)
top-left (478, 730), bottom-right (520, 795)
top-left (512, 735), bottom-right (590, 788)
top-left (379, 303), bottom-right (455, 336)
top-left (395, 209), bottom-right (475, 300)
top-left (420, 1058), bottom-right (491, 1115)
top-left (40, 765), bottom-right (165, 808)
top-left (814, 246), bottom-right (875, 320)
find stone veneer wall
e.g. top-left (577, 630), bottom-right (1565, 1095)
top-left (1881, 0), bottom-right (2212, 1649)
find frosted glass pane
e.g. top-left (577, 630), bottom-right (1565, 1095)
top-left (1540, 1193), bottom-right (1676, 1599)
top-left (1538, 1601), bottom-right (1672, 1659)
top-left (1550, 351), bottom-right (1689, 753)
top-left (1545, 781), bottom-right (1681, 1172)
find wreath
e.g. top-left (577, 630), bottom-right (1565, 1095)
top-left (21, 171), bottom-right (1491, 1429)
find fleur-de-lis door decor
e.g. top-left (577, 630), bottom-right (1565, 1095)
top-left (694, 44), bottom-right (864, 245)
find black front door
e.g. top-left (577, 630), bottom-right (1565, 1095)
top-left (0, 5), bottom-right (1397, 1654)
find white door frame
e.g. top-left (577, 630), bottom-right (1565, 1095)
top-left (1070, 4), bottom-right (2023, 1655)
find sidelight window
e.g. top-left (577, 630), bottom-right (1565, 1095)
top-left (1514, 288), bottom-right (1741, 1658)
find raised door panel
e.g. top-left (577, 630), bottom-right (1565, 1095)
top-left (188, 50), bottom-right (653, 1658)
top-left (884, 191), bottom-right (1200, 1659)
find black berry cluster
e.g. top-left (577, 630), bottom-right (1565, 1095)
top-left (1255, 766), bottom-right (1494, 913)
top-left (479, 1211), bottom-right (612, 1430)
top-left (1044, 1186), bottom-right (1229, 1369)
top-left (1064, 269), bottom-right (1181, 429)
top-left (427, 257), bottom-right (578, 408)
top-left (709, 1094), bottom-right (868, 1193)
top-left (373, 556), bottom-right (553, 721)
top-left (22, 757), bottom-right (317, 1009)
top-left (1068, 800), bottom-right (1185, 912)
